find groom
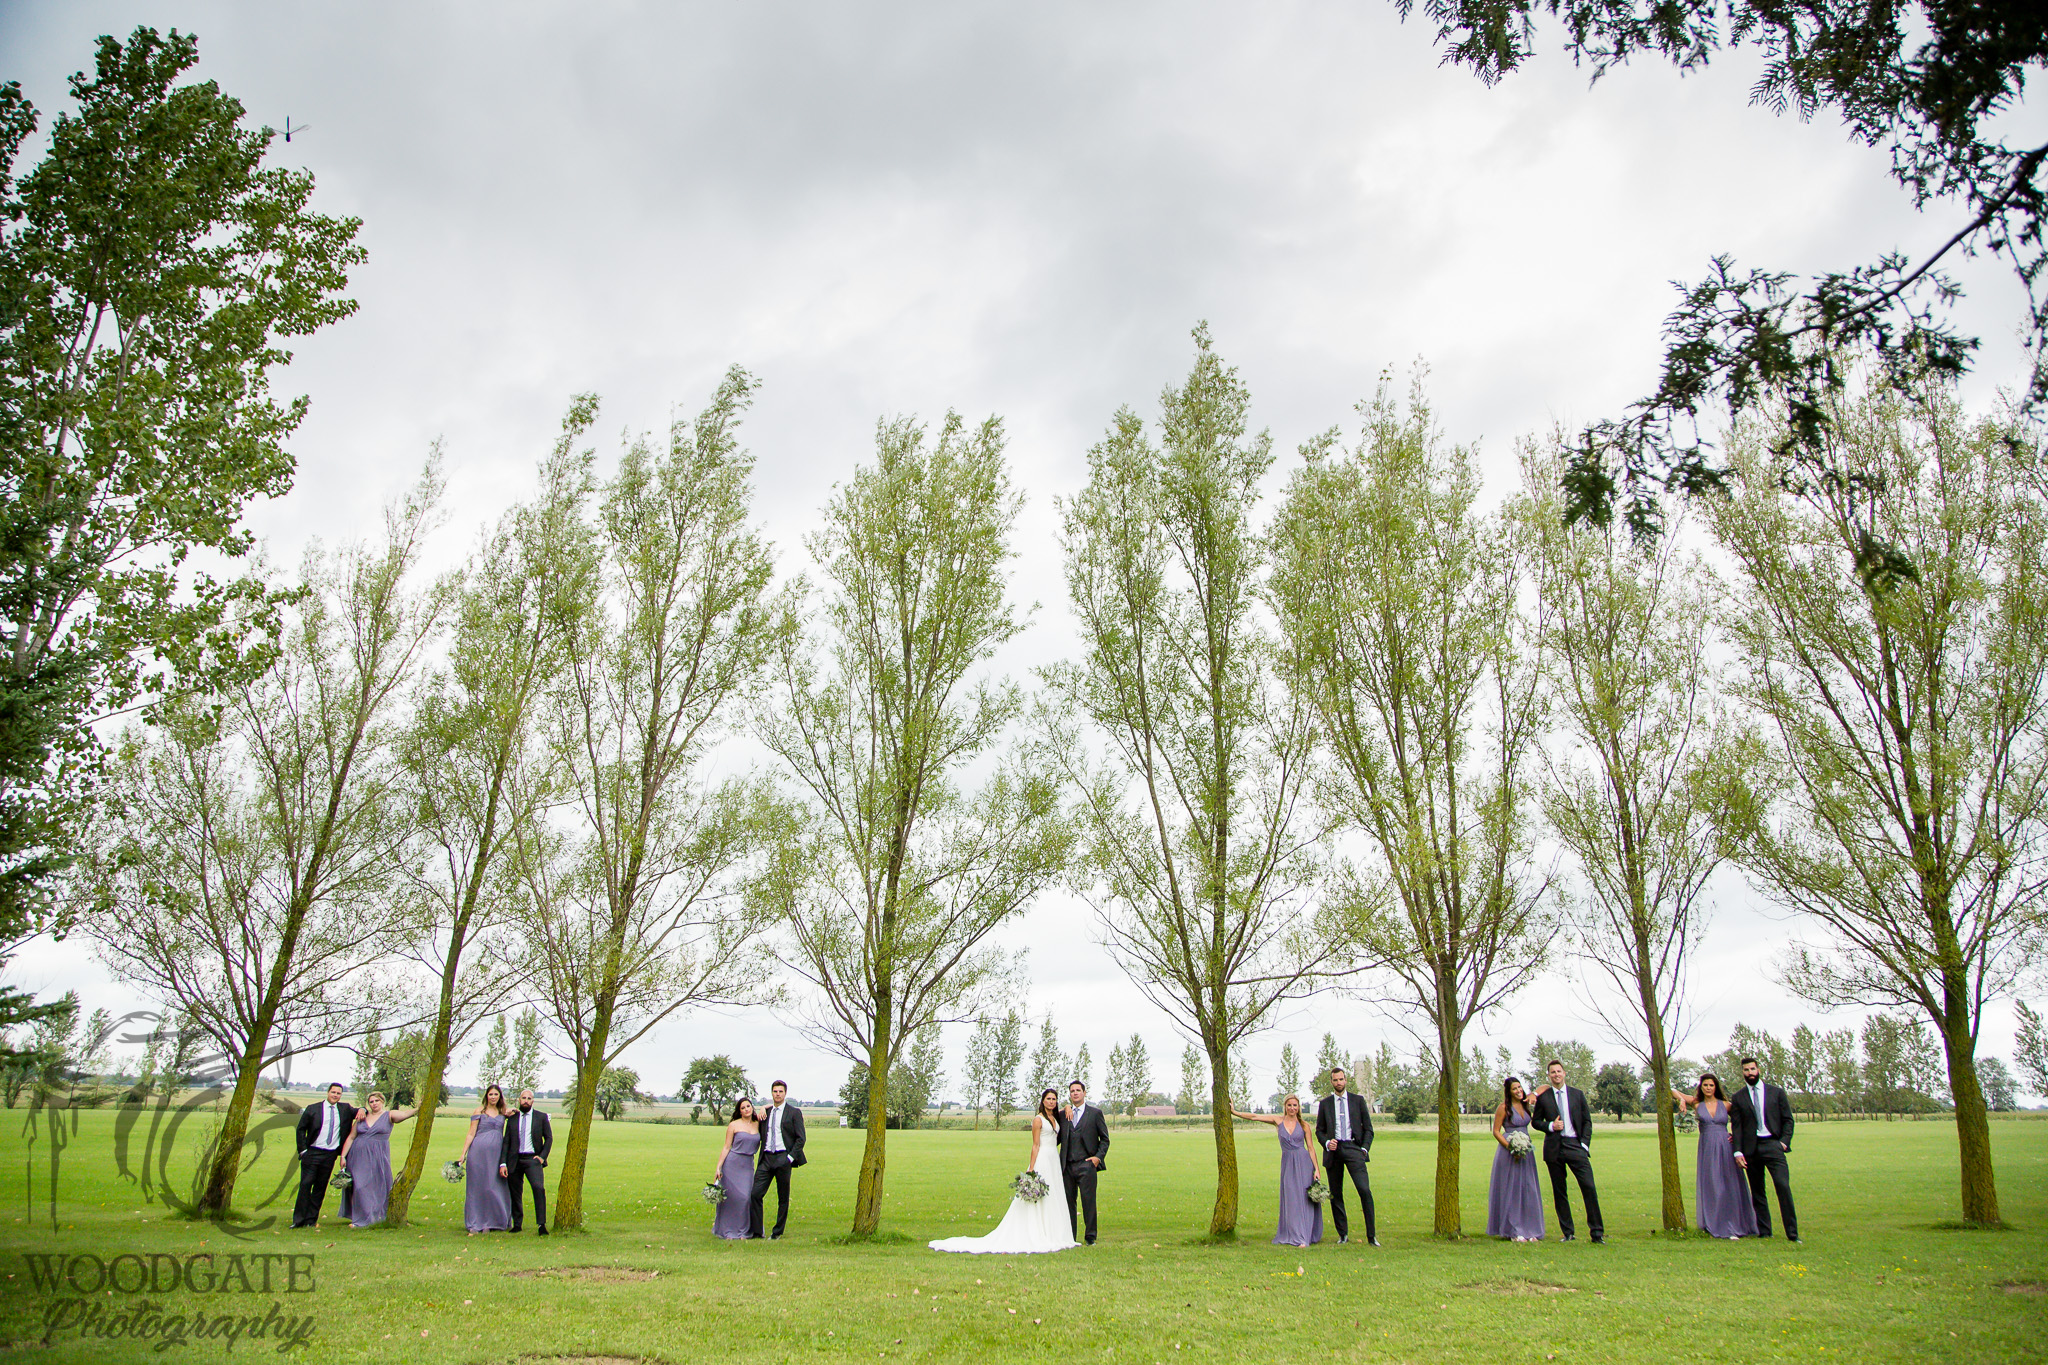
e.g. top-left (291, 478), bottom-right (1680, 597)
top-left (498, 1088), bottom-right (553, 1235)
top-left (1061, 1080), bottom-right (1110, 1244)
top-left (1529, 1059), bottom-right (1604, 1243)
top-left (1314, 1067), bottom-right (1377, 1245)
top-left (749, 1080), bottom-right (806, 1239)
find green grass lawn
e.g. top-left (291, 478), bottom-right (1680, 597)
top-left (1, 1111), bottom-right (2044, 1362)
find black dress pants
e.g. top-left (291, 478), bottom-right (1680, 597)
top-left (1322, 1143), bottom-right (1375, 1241)
top-left (1063, 1161), bottom-right (1098, 1242)
top-left (507, 1155), bottom-right (547, 1231)
top-left (749, 1155), bottom-right (793, 1238)
top-left (292, 1150), bottom-right (339, 1227)
top-left (1744, 1138), bottom-right (1798, 1239)
top-left (1544, 1141), bottom-right (1603, 1239)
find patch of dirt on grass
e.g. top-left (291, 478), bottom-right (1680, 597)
top-left (1460, 1277), bottom-right (1579, 1296)
top-left (1998, 1281), bottom-right (2045, 1296)
top-left (506, 1265), bottom-right (660, 1283)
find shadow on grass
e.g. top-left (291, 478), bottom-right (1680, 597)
top-left (822, 1231), bottom-right (918, 1246)
top-left (1921, 1219), bottom-right (2016, 1232)
top-left (1183, 1230), bottom-right (1240, 1246)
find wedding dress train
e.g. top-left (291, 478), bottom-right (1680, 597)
top-left (928, 1117), bottom-right (1078, 1255)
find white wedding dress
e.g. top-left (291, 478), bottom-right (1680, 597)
top-left (928, 1113), bottom-right (1078, 1254)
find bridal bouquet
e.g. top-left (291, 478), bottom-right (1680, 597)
top-left (1304, 1177), bottom-right (1329, 1206)
top-left (1507, 1128), bottom-right (1534, 1162)
top-left (1011, 1171), bottom-right (1050, 1204)
top-left (328, 1168), bottom-right (353, 1192)
top-left (701, 1181), bottom-right (727, 1206)
top-left (441, 1159), bottom-right (465, 1183)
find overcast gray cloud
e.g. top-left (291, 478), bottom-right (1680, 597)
top-left (3, 0), bottom-right (2038, 1102)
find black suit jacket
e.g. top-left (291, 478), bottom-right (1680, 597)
top-left (295, 1100), bottom-right (358, 1159)
top-left (1313, 1092), bottom-right (1375, 1159)
top-left (1727, 1082), bottom-right (1795, 1159)
top-left (499, 1108), bottom-right (554, 1167)
top-left (758, 1103), bottom-right (807, 1168)
top-left (1061, 1104), bottom-right (1110, 1170)
top-left (1528, 1086), bottom-right (1592, 1162)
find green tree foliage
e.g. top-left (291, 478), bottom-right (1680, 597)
top-left (1177, 1043), bottom-right (1205, 1115)
top-left (369, 1030), bottom-right (448, 1109)
top-left (508, 1009), bottom-right (544, 1097)
top-left (1593, 1062), bottom-right (1642, 1121)
top-left (1048, 325), bottom-right (1356, 1237)
top-left (677, 1056), bottom-right (755, 1122)
top-left (1026, 1016), bottom-right (1069, 1109)
top-left (1709, 379), bottom-right (2048, 1223)
top-left (762, 411), bottom-right (1071, 1236)
top-left (0, 28), bottom-right (364, 950)
top-left (1527, 1039), bottom-right (1598, 1085)
top-left (1310, 1033), bottom-right (1346, 1100)
top-left (988, 1009), bottom-right (1026, 1129)
top-left (1273, 372), bottom-right (1550, 1237)
top-left (1275, 1044), bottom-right (1302, 1107)
top-left (2016, 1003), bottom-right (2048, 1097)
top-left (564, 1065), bottom-right (651, 1122)
top-left (477, 1015), bottom-right (509, 1093)
top-left (894, 1025), bottom-right (946, 1129)
top-left (1396, 0), bottom-right (2048, 585)
top-left (1977, 1057), bottom-right (2018, 1112)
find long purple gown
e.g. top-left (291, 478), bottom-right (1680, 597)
top-left (463, 1114), bottom-right (513, 1233)
top-left (1486, 1107), bottom-right (1544, 1239)
top-left (345, 1112), bottom-right (395, 1227)
top-left (1272, 1121), bottom-right (1323, 1247)
top-left (714, 1131), bottom-right (760, 1240)
top-left (1693, 1101), bottom-right (1759, 1238)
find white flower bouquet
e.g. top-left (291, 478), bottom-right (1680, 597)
top-left (1011, 1171), bottom-right (1050, 1204)
top-left (701, 1181), bottom-right (727, 1206)
top-left (1507, 1128), bottom-right (1534, 1162)
top-left (441, 1159), bottom-right (464, 1183)
top-left (329, 1168), bottom-right (353, 1191)
top-left (1305, 1177), bottom-right (1329, 1205)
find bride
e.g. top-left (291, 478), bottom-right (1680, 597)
top-left (929, 1088), bottom-right (1078, 1254)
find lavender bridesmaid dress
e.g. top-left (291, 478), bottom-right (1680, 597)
top-left (714, 1131), bottom-right (760, 1240)
top-left (463, 1114), bottom-right (513, 1233)
top-left (1486, 1106), bottom-right (1544, 1239)
top-left (1693, 1101), bottom-right (1759, 1238)
top-left (345, 1112), bottom-right (395, 1227)
top-left (1272, 1121), bottom-right (1323, 1247)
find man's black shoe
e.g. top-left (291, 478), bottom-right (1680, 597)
top-left (1368, 1239), bottom-right (1381, 1247)
top-left (1562, 1233), bottom-right (1576, 1241)
top-left (1590, 1235), bottom-right (1606, 1244)
top-left (1337, 1235), bottom-right (1348, 1244)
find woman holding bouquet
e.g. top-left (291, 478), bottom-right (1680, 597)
top-left (1670, 1074), bottom-right (1758, 1239)
top-left (1231, 1095), bottom-right (1322, 1248)
top-left (928, 1088), bottom-right (1076, 1254)
top-left (458, 1085), bottom-right (515, 1235)
top-left (337, 1091), bottom-right (417, 1228)
top-left (1487, 1077), bottom-right (1544, 1240)
top-left (710, 1098), bottom-right (762, 1240)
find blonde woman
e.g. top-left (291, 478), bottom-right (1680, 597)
top-left (1231, 1095), bottom-right (1322, 1247)
top-left (337, 1090), bottom-right (418, 1228)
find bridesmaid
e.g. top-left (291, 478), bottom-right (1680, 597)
top-left (1230, 1095), bottom-right (1323, 1248)
top-left (459, 1085), bottom-right (515, 1235)
top-left (710, 1098), bottom-right (763, 1240)
top-left (1671, 1073), bottom-right (1758, 1239)
top-left (337, 1091), bottom-right (418, 1228)
top-left (1486, 1076), bottom-right (1544, 1241)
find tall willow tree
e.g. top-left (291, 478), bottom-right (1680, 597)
top-left (1046, 327), bottom-right (1348, 1238)
top-left (524, 370), bottom-right (785, 1231)
top-left (1708, 380), bottom-right (2048, 1227)
top-left (1518, 442), bottom-right (1728, 1232)
top-left (1272, 374), bottom-right (1549, 1238)
top-left (89, 470), bottom-right (444, 1218)
top-left (762, 412), bottom-right (1071, 1238)
top-left (385, 409), bottom-right (593, 1222)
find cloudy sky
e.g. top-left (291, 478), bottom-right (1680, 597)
top-left (4, 1), bottom-right (2039, 1103)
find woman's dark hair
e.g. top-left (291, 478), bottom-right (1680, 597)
top-left (1694, 1073), bottom-right (1723, 1104)
top-left (732, 1097), bottom-right (757, 1123)
top-left (1502, 1076), bottom-right (1527, 1112)
top-left (1038, 1088), bottom-right (1062, 1122)
top-left (479, 1084), bottom-right (508, 1115)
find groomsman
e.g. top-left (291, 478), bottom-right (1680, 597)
top-left (291, 1083), bottom-right (357, 1228)
top-left (1313, 1067), bottom-right (1377, 1246)
top-left (1061, 1080), bottom-right (1111, 1244)
top-left (498, 1087), bottom-right (553, 1235)
top-left (1529, 1060), bottom-right (1604, 1243)
top-left (749, 1081), bottom-right (807, 1239)
top-left (1729, 1056), bottom-right (1799, 1242)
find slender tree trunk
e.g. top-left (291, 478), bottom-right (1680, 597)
top-left (1633, 931), bottom-right (1686, 1231)
top-left (1206, 1038), bottom-right (1238, 1237)
top-left (553, 1008), bottom-right (612, 1231)
top-left (1939, 1002), bottom-right (2001, 1225)
top-left (1431, 983), bottom-right (1462, 1238)
top-left (197, 1025), bottom-right (273, 1216)
top-left (853, 1011), bottom-right (894, 1237)
top-left (386, 939), bottom-right (463, 1223)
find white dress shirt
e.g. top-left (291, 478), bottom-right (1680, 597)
top-left (766, 1103), bottom-right (784, 1153)
top-left (518, 1110), bottom-right (534, 1154)
top-left (315, 1102), bottom-right (340, 1150)
top-left (1750, 1083), bottom-right (1771, 1137)
top-left (1335, 1094), bottom-right (1351, 1142)
top-left (1557, 1088), bottom-right (1577, 1140)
